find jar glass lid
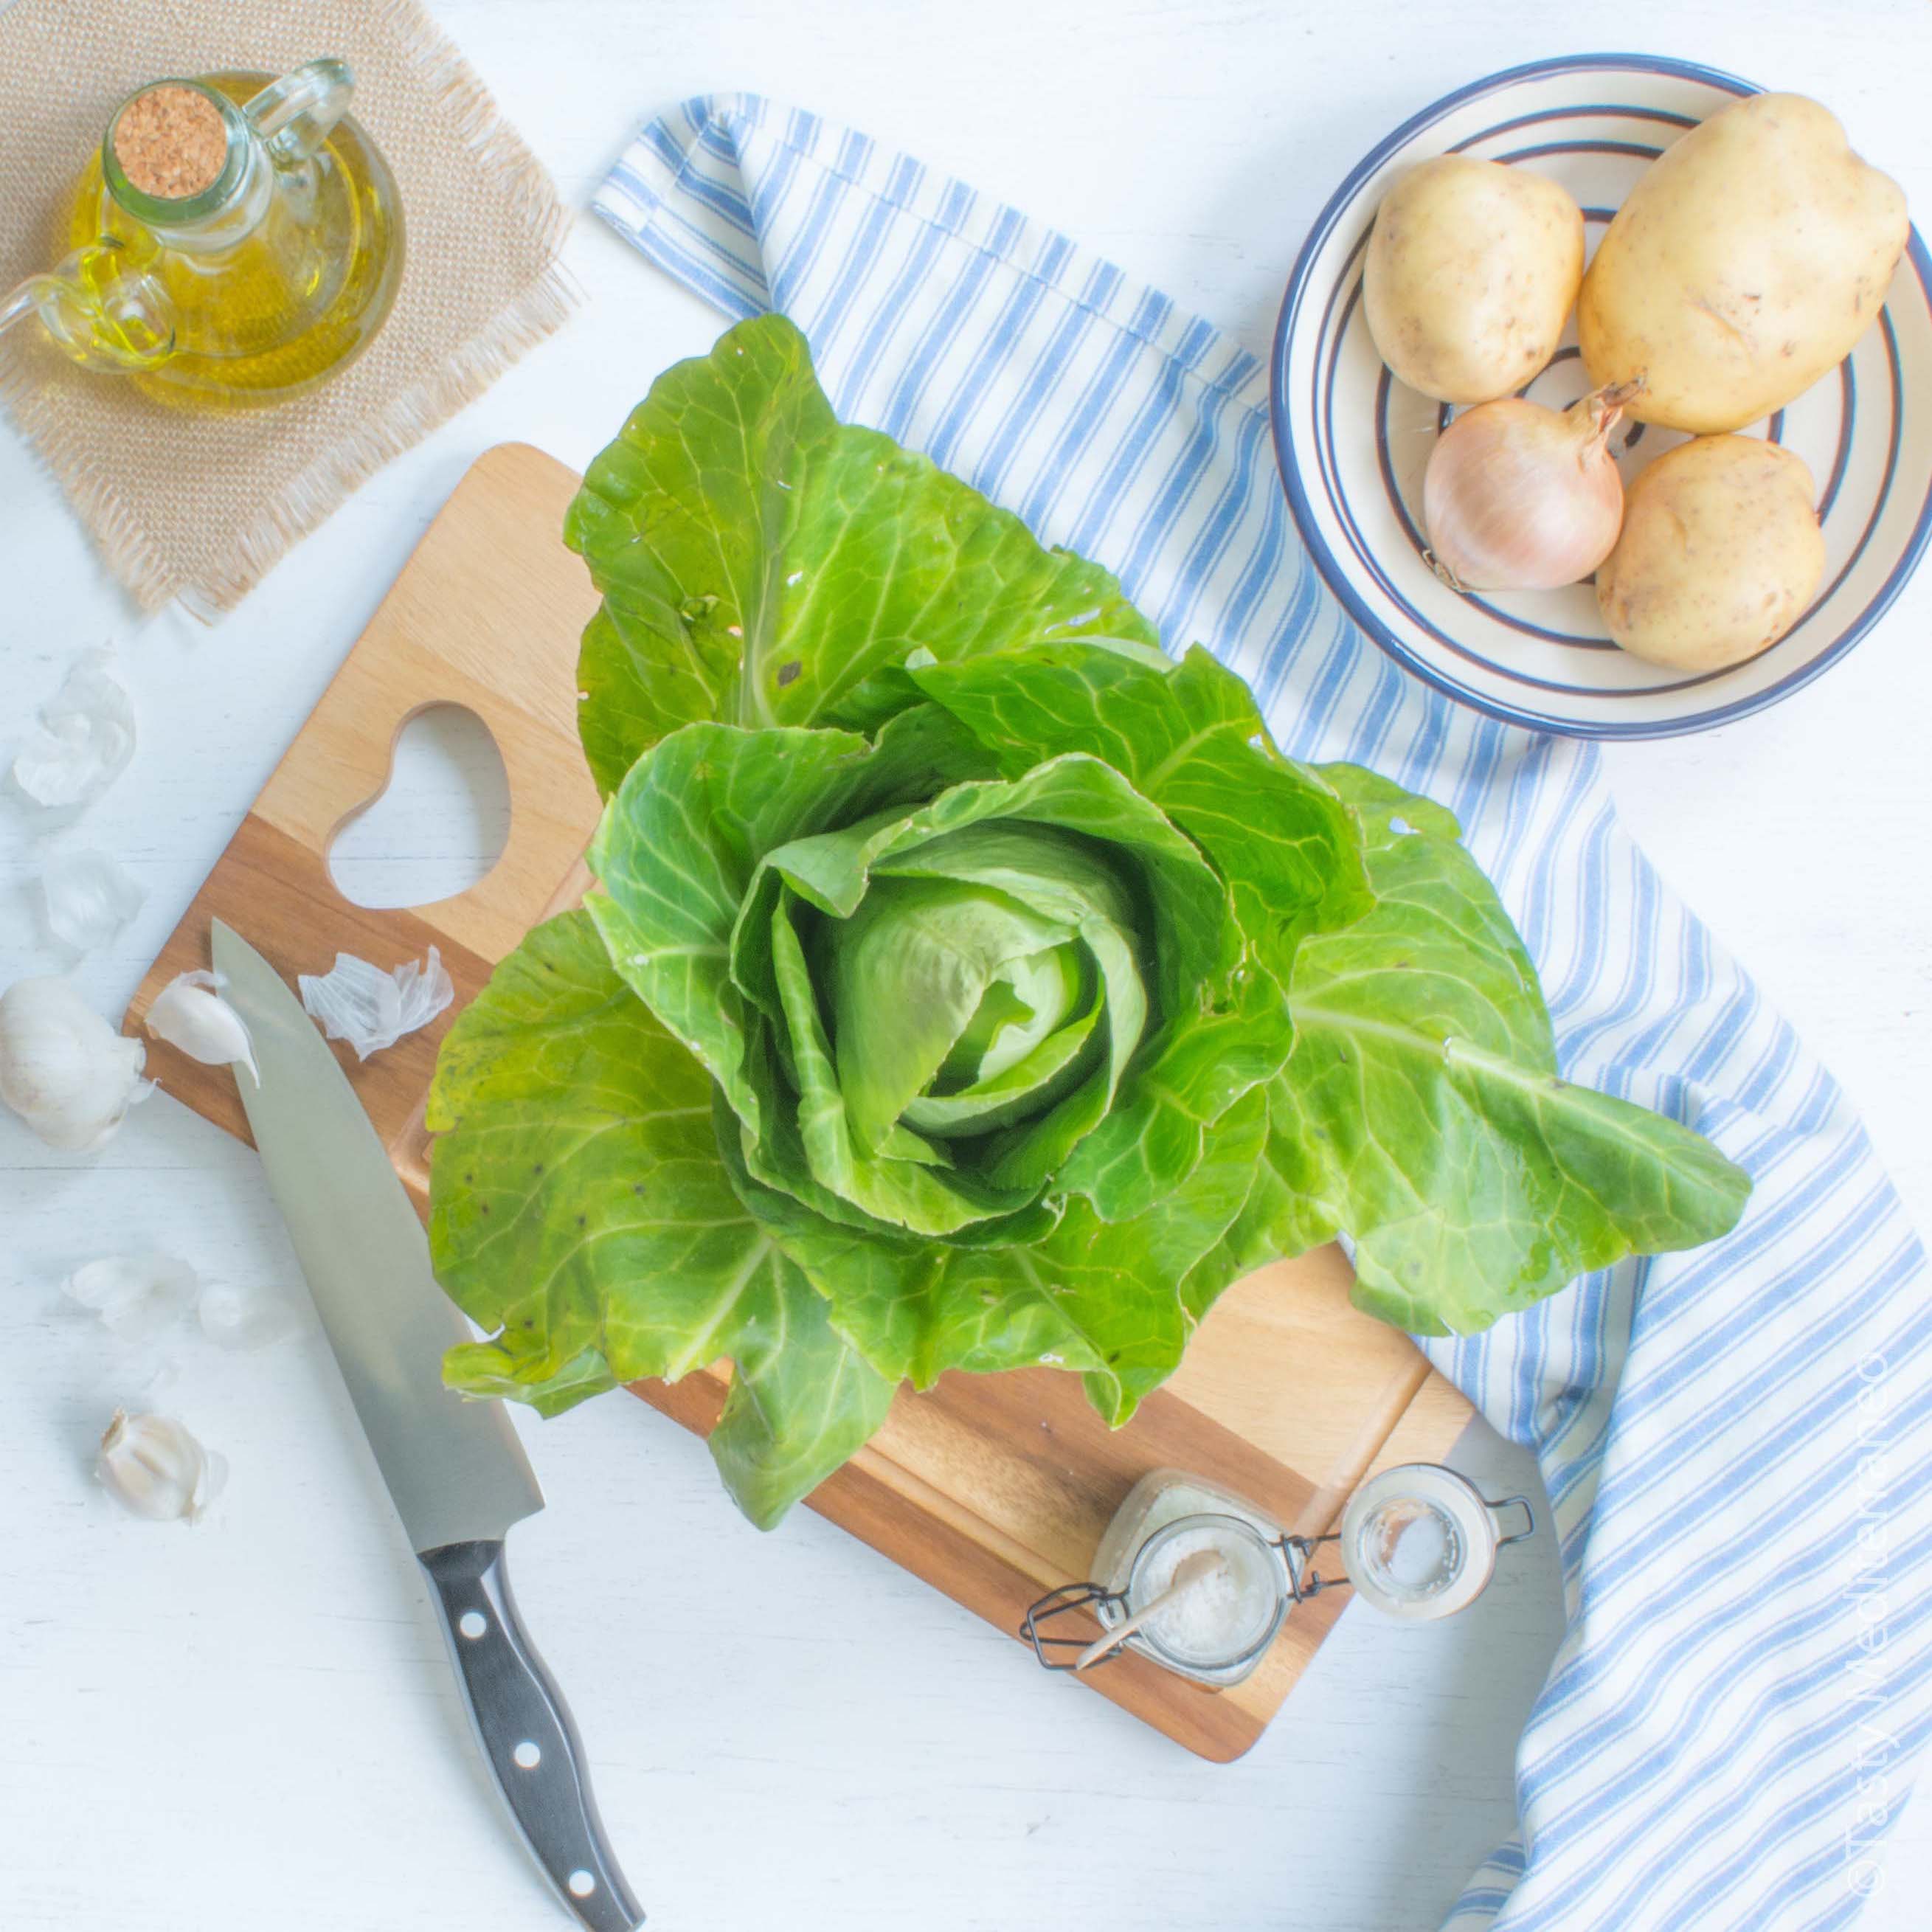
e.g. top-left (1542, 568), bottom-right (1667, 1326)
top-left (1338, 1464), bottom-right (1508, 1621)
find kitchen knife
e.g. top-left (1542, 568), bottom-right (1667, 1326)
top-left (212, 921), bottom-right (643, 1931)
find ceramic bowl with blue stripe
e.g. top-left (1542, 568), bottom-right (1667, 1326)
top-left (1271, 55), bottom-right (1932, 738)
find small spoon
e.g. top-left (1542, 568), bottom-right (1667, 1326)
top-left (1076, 1548), bottom-right (1228, 1671)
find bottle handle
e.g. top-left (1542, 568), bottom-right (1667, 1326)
top-left (0, 243), bottom-right (175, 373)
top-left (243, 57), bottom-right (355, 167)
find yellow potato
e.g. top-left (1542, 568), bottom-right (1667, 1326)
top-left (1579, 93), bottom-right (1908, 433)
top-left (1596, 436), bottom-right (1824, 671)
top-left (1364, 156), bottom-right (1584, 404)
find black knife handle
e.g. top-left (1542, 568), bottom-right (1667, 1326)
top-left (419, 1540), bottom-right (644, 1930)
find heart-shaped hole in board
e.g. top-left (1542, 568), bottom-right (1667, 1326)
top-left (329, 704), bottom-right (511, 910)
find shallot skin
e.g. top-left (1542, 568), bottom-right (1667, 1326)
top-left (1422, 389), bottom-right (1632, 594)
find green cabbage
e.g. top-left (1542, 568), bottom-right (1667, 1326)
top-left (425, 314), bottom-right (1750, 1528)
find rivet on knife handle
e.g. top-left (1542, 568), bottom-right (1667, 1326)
top-left (421, 1540), bottom-right (644, 1930)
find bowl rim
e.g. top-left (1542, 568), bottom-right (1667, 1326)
top-left (1268, 51), bottom-right (1932, 740)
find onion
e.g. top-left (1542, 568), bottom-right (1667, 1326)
top-left (1422, 381), bottom-right (1641, 592)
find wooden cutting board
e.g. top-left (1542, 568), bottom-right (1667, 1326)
top-left (127, 443), bottom-right (1472, 1762)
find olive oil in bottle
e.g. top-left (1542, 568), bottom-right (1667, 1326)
top-left (0, 60), bottom-right (404, 409)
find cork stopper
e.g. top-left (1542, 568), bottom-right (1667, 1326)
top-left (112, 84), bottom-right (228, 200)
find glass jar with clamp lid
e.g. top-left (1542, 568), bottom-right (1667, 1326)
top-left (1023, 1463), bottom-right (1535, 1688)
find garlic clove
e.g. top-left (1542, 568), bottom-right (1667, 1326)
top-left (0, 975), bottom-right (150, 1151)
top-left (145, 969), bottom-right (259, 1084)
top-left (9, 649), bottom-right (136, 816)
top-left (96, 1409), bottom-right (226, 1524)
top-left (299, 947), bottom-right (454, 1061)
top-left (38, 848), bottom-right (147, 955)
top-left (63, 1252), bottom-right (199, 1340)
top-left (198, 1278), bottom-right (300, 1351)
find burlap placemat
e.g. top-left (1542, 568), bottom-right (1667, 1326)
top-left (0, 0), bottom-right (578, 612)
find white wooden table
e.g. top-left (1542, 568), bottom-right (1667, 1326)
top-left (4, 3), bottom-right (1929, 1927)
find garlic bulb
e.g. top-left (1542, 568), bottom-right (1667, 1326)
top-left (0, 976), bottom-right (150, 1151)
top-left (96, 1410), bottom-right (226, 1523)
top-left (10, 649), bottom-right (136, 815)
top-left (145, 970), bottom-right (258, 1084)
top-left (64, 1253), bottom-right (199, 1340)
top-left (1422, 381), bottom-right (1640, 592)
top-left (299, 948), bottom-right (454, 1061)
top-left (39, 848), bottom-right (146, 954)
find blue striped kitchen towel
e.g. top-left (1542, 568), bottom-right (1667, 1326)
top-left (593, 94), bottom-right (1932, 1932)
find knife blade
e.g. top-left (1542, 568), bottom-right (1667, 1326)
top-left (213, 921), bottom-right (643, 1931)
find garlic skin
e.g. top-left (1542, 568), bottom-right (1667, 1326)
top-left (198, 1279), bottom-right (300, 1351)
top-left (10, 649), bottom-right (136, 815)
top-left (145, 970), bottom-right (259, 1084)
top-left (130, 1357), bottom-right (183, 1402)
top-left (1422, 382), bottom-right (1639, 593)
top-left (39, 848), bottom-right (146, 955)
top-left (299, 947), bottom-right (454, 1061)
top-left (64, 1253), bottom-right (199, 1340)
top-left (96, 1410), bottom-right (227, 1524)
top-left (0, 976), bottom-right (150, 1151)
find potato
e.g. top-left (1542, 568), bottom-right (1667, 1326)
top-left (1365, 156), bottom-right (1584, 404)
top-left (1596, 436), bottom-right (1824, 670)
top-left (1579, 93), bottom-right (1908, 433)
